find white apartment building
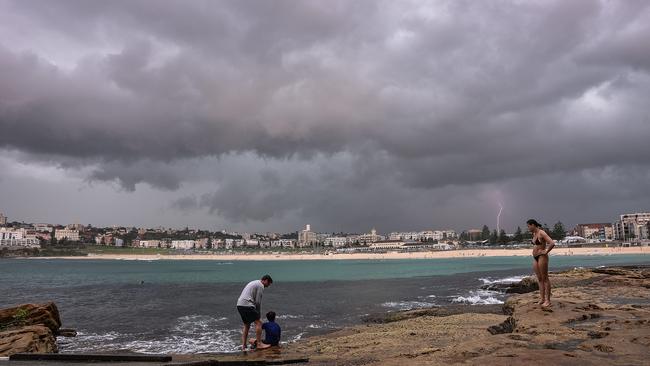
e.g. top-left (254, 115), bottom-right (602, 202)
top-left (390, 230), bottom-right (455, 242)
top-left (369, 240), bottom-right (405, 250)
top-left (278, 239), bottom-right (296, 248)
top-left (245, 239), bottom-right (260, 247)
top-left (324, 236), bottom-right (348, 247)
top-left (442, 230), bottom-right (458, 239)
top-left (614, 212), bottom-right (650, 241)
top-left (0, 228), bottom-right (40, 248)
top-left (33, 224), bottom-right (53, 232)
top-left (139, 240), bottom-right (161, 248)
top-left (171, 240), bottom-right (196, 249)
top-left (55, 229), bottom-right (80, 242)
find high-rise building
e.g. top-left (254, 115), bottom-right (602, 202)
top-left (298, 224), bottom-right (318, 247)
top-left (574, 223), bottom-right (614, 240)
top-left (0, 213), bottom-right (6, 226)
top-left (613, 213), bottom-right (650, 241)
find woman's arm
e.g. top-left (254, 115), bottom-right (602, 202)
top-left (542, 231), bottom-right (555, 254)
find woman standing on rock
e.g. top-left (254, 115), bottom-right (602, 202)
top-left (527, 219), bottom-right (555, 307)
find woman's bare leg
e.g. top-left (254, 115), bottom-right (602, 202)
top-left (539, 255), bottom-right (551, 307)
top-left (533, 259), bottom-right (545, 304)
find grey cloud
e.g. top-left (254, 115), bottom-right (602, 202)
top-left (1, 0), bottom-right (649, 230)
top-left (170, 195), bottom-right (199, 212)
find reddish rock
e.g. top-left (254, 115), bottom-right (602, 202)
top-left (0, 302), bottom-right (61, 333)
top-left (0, 325), bottom-right (57, 356)
top-left (0, 303), bottom-right (62, 357)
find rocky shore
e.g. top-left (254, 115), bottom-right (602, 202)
top-left (2, 266), bottom-right (649, 365)
top-left (269, 265), bottom-right (650, 365)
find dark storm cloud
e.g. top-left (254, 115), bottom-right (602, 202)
top-left (1, 0), bottom-right (649, 230)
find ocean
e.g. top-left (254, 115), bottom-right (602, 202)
top-left (1, 254), bottom-right (649, 354)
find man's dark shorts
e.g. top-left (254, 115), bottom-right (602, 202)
top-left (237, 306), bottom-right (260, 325)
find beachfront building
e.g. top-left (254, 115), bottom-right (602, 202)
top-left (443, 230), bottom-right (458, 239)
top-left (298, 224), bottom-right (318, 247)
top-left (55, 229), bottom-right (80, 242)
top-left (278, 239), bottom-right (296, 248)
top-left (389, 230), bottom-right (458, 242)
top-left (613, 212), bottom-right (650, 241)
top-left (171, 240), bottom-right (195, 249)
top-left (195, 238), bottom-right (209, 249)
top-left (358, 228), bottom-right (384, 244)
top-left (0, 228), bottom-right (40, 248)
top-left (0, 213), bottom-right (6, 226)
top-left (574, 223), bottom-right (614, 240)
top-left (33, 223), bottom-right (53, 232)
top-left (245, 239), bottom-right (260, 247)
top-left (67, 223), bottom-right (85, 232)
top-left (139, 240), bottom-right (161, 248)
top-left (389, 231), bottom-right (420, 241)
top-left (324, 236), bottom-right (348, 247)
top-left (369, 240), bottom-right (406, 251)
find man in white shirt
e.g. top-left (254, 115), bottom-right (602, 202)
top-left (236, 274), bottom-right (273, 351)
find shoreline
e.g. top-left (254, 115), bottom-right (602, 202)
top-left (21, 246), bottom-right (648, 261)
top-left (277, 265), bottom-right (650, 365)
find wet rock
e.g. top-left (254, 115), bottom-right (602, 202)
top-left (487, 316), bottom-right (516, 334)
top-left (505, 276), bottom-right (539, 294)
top-left (480, 276), bottom-right (539, 294)
top-left (56, 328), bottom-right (77, 337)
top-left (363, 304), bottom-right (503, 323)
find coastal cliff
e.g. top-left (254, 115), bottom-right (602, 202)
top-left (277, 266), bottom-right (650, 365)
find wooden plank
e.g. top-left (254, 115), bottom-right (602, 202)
top-left (266, 358), bottom-right (310, 365)
top-left (9, 353), bottom-right (172, 362)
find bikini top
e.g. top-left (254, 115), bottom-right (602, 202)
top-left (533, 236), bottom-right (544, 246)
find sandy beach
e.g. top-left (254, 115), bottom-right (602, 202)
top-left (34, 246), bottom-right (648, 261)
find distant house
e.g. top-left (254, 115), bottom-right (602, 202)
top-left (139, 240), bottom-right (161, 248)
top-left (171, 240), bottom-right (195, 250)
top-left (55, 229), bottom-right (80, 242)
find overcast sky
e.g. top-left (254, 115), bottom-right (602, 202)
top-left (1, 0), bottom-right (649, 234)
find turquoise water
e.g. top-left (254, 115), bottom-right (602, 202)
top-left (1, 254), bottom-right (649, 286)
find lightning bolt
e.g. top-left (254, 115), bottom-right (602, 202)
top-left (497, 203), bottom-right (503, 234)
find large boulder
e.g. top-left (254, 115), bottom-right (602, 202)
top-left (0, 303), bottom-right (62, 357)
top-left (0, 325), bottom-right (57, 356)
top-left (505, 276), bottom-right (539, 294)
top-left (0, 303), bottom-right (61, 333)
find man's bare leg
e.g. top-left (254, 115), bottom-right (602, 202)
top-left (241, 323), bottom-right (250, 351)
top-left (255, 319), bottom-right (263, 344)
